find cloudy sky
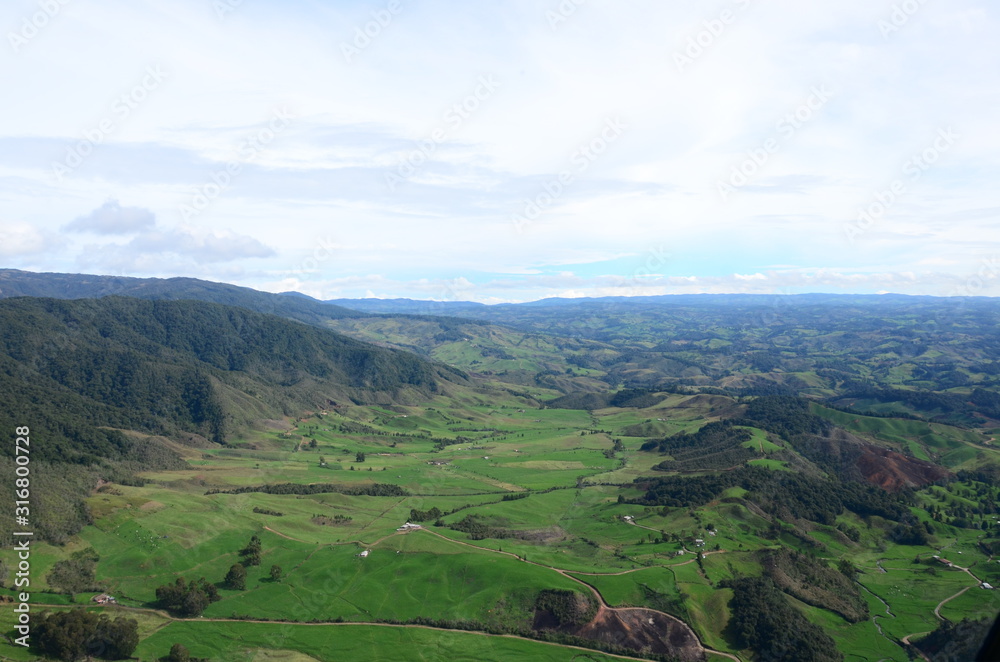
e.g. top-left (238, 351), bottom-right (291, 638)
top-left (1, 0), bottom-right (998, 302)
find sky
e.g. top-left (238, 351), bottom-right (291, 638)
top-left (1, 0), bottom-right (998, 303)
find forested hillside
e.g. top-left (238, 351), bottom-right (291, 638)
top-left (0, 296), bottom-right (465, 543)
top-left (0, 269), bottom-right (362, 326)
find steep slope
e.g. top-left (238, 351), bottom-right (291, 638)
top-left (0, 296), bottom-right (465, 445)
top-left (0, 296), bottom-right (467, 543)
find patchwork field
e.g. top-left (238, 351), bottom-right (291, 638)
top-left (3, 392), bottom-right (999, 661)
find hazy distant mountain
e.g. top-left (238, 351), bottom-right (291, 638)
top-left (324, 297), bottom-right (486, 315)
top-left (327, 292), bottom-right (967, 314)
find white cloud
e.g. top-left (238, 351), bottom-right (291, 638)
top-left (0, 223), bottom-right (51, 257)
top-left (0, 0), bottom-right (996, 299)
top-left (76, 225), bottom-right (274, 274)
top-left (64, 199), bottom-right (156, 234)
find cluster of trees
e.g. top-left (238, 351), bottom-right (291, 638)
top-left (501, 492), bottom-right (530, 501)
top-left (533, 589), bottom-right (597, 629)
top-left (721, 576), bottom-right (843, 662)
top-left (312, 514), bottom-right (353, 526)
top-left (225, 564), bottom-right (247, 590)
top-left (206, 482), bottom-right (409, 497)
top-left (155, 577), bottom-right (221, 616)
top-left (446, 514), bottom-right (550, 542)
top-left (642, 421), bottom-right (758, 472)
top-left (834, 380), bottom-right (983, 425)
top-left (635, 465), bottom-right (912, 527)
top-left (408, 507), bottom-right (443, 522)
top-left (760, 548), bottom-right (869, 623)
top-left (32, 610), bottom-right (139, 661)
top-left (164, 643), bottom-right (208, 662)
top-left (239, 535), bottom-right (262, 566)
top-left (913, 616), bottom-right (994, 661)
top-left (45, 548), bottom-right (100, 597)
top-left (924, 476), bottom-right (1000, 530)
top-left (889, 519), bottom-right (932, 545)
top-left (252, 506), bottom-right (283, 516)
top-left (448, 515), bottom-right (520, 540)
top-left (736, 396), bottom-right (832, 440)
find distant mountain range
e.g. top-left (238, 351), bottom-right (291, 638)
top-left (2, 269), bottom-right (985, 321)
top-left (325, 292), bottom-right (980, 315)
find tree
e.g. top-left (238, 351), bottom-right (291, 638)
top-left (270, 565), bottom-right (283, 581)
top-left (200, 578), bottom-right (220, 602)
top-left (97, 615), bottom-right (140, 659)
top-left (356, 451), bottom-right (366, 463)
top-left (0, 559), bottom-right (8, 587)
top-left (181, 589), bottom-right (209, 617)
top-left (32, 610), bottom-right (138, 660)
top-left (239, 535), bottom-right (262, 567)
top-left (45, 549), bottom-right (99, 597)
top-left (168, 644), bottom-right (191, 662)
top-left (225, 564), bottom-right (247, 590)
top-left (319, 455), bottom-right (326, 465)
top-left (838, 558), bottom-right (859, 579)
top-left (154, 577), bottom-right (218, 616)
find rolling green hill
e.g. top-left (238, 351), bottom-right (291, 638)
top-left (325, 314), bottom-right (613, 393)
top-left (0, 296), bottom-right (466, 544)
top-left (1, 275), bottom-right (999, 661)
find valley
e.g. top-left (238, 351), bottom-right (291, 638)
top-left (3, 389), bottom-right (999, 661)
top-left (1, 278), bottom-right (999, 661)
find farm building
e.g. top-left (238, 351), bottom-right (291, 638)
top-left (92, 594), bottom-right (117, 605)
top-left (397, 522), bottom-right (422, 531)
top-left (358, 550), bottom-right (370, 558)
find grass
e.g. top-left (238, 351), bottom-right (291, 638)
top-left (136, 621), bottom-right (628, 662)
top-left (3, 394), bottom-right (998, 662)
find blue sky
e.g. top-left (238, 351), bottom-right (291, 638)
top-left (1, 0), bottom-right (998, 302)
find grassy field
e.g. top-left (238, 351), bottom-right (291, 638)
top-left (2, 393), bottom-right (998, 661)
